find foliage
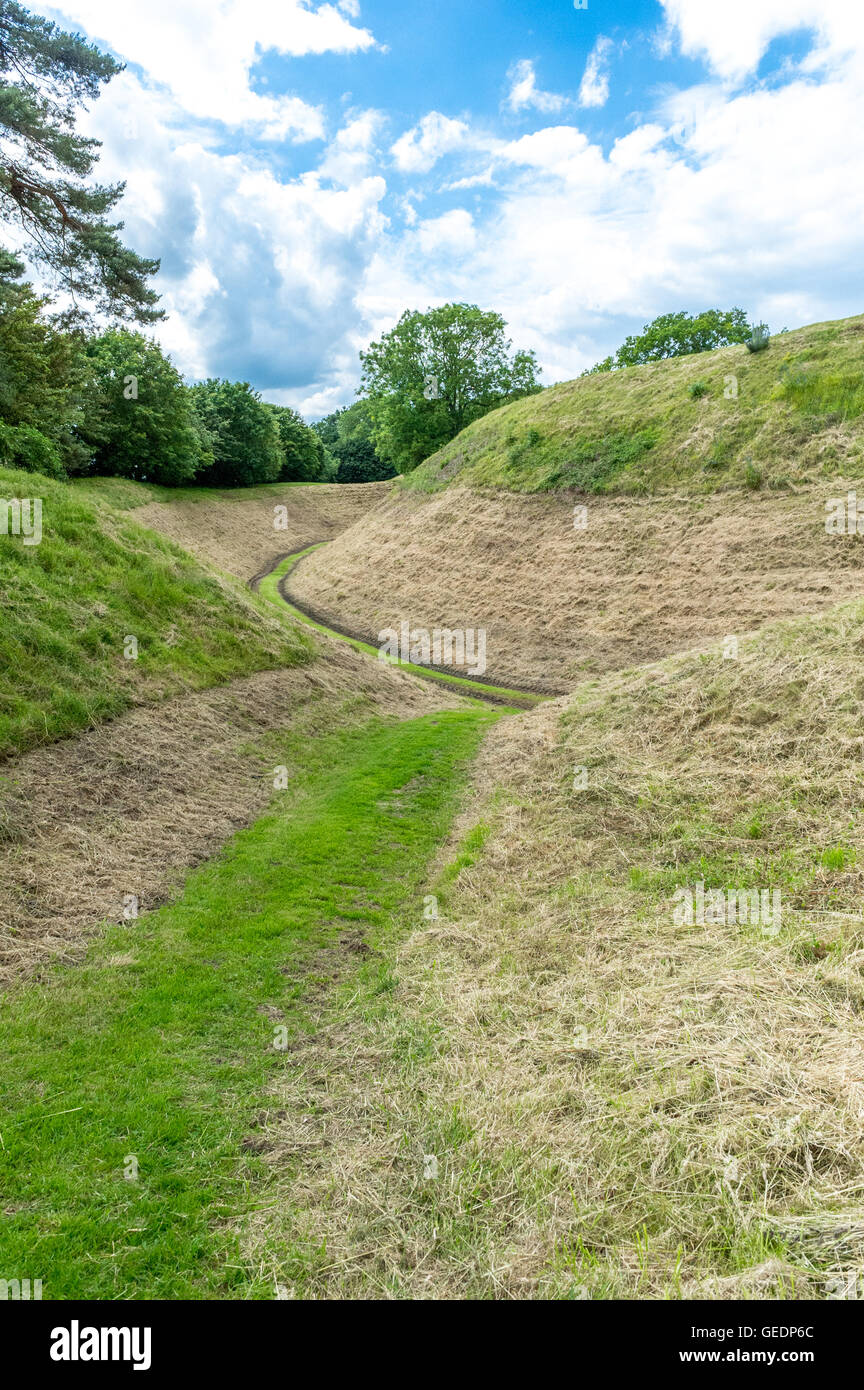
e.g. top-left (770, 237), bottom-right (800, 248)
top-left (78, 330), bottom-right (208, 485)
top-left (0, 249), bottom-right (89, 472)
top-left (189, 379), bottom-right (282, 487)
top-left (0, 0), bottom-right (160, 322)
top-left (689, 380), bottom-right (709, 399)
top-left (314, 399), bottom-right (396, 482)
top-left (615, 308), bottom-right (751, 367)
top-left (746, 323), bottom-right (771, 353)
top-left (267, 403), bottom-right (328, 481)
top-left (360, 302), bottom-right (542, 472)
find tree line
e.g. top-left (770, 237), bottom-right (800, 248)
top-left (0, 1), bottom-right (762, 491)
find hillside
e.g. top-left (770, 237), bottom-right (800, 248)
top-left (74, 476), bottom-right (392, 582)
top-left (285, 314), bottom-right (864, 691)
top-left (247, 591), bottom-right (864, 1297)
top-left (407, 312), bottom-right (864, 496)
top-left (0, 466), bottom-right (312, 758)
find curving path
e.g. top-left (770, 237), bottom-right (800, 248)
top-left (252, 543), bottom-right (548, 711)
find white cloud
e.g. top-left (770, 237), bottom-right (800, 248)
top-left (504, 60), bottom-right (570, 114)
top-left (37, 0), bottom-right (377, 137)
top-left (578, 36), bottom-right (613, 108)
top-left (659, 0), bottom-right (864, 83)
top-left (365, 35), bottom-right (864, 384)
top-left (390, 112), bottom-right (470, 173)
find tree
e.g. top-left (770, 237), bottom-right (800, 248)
top-left (0, 247), bottom-right (89, 475)
top-left (189, 379), bottom-right (282, 487)
top-left (268, 403), bottom-right (328, 481)
top-left (587, 308), bottom-right (752, 374)
top-left (0, 0), bottom-right (161, 322)
top-left (334, 436), bottom-right (395, 483)
top-left (313, 399), bottom-right (396, 483)
top-left (79, 330), bottom-right (207, 485)
top-left (360, 303), bottom-right (541, 473)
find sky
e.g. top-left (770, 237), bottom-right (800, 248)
top-left (27, 0), bottom-right (864, 416)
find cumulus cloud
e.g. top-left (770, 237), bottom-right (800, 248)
top-left (504, 60), bottom-right (570, 114)
top-left (390, 112), bottom-right (471, 173)
top-left (578, 36), bottom-right (613, 108)
top-left (38, 0), bottom-right (377, 137)
top-left (658, 0), bottom-right (864, 83)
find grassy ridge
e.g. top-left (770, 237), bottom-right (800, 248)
top-left (0, 707), bottom-right (496, 1299)
top-left (0, 465), bottom-right (312, 758)
top-left (406, 312), bottom-right (864, 496)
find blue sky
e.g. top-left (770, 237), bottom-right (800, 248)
top-left (32, 0), bottom-right (864, 415)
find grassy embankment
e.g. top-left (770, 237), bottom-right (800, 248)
top-left (249, 593), bottom-right (864, 1297)
top-left (0, 706), bottom-right (497, 1298)
top-left (258, 546), bottom-right (545, 708)
top-left (0, 464), bottom-right (310, 758)
top-left (406, 312), bottom-right (864, 496)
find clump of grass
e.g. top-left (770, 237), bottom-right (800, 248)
top-left (689, 381), bottom-right (709, 399)
top-left (746, 323), bottom-right (771, 353)
top-left (744, 460), bottom-right (763, 489)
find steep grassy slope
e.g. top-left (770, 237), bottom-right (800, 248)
top-left (287, 484), bottom-right (864, 690)
top-left (407, 312), bottom-right (864, 496)
top-left (0, 465), bottom-right (311, 758)
top-left (288, 313), bottom-right (864, 691)
top-left (245, 594), bottom-right (864, 1298)
top-left (75, 475), bottom-right (392, 582)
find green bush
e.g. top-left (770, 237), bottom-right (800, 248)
top-left (689, 381), bottom-right (709, 399)
top-left (746, 323), bottom-right (771, 353)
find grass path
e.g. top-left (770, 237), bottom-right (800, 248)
top-left (257, 544), bottom-right (546, 709)
top-left (0, 707), bottom-right (497, 1299)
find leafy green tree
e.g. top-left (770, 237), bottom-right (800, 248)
top-left (0, 248), bottom-right (88, 474)
top-left (314, 399), bottom-right (396, 482)
top-left (79, 330), bottom-right (207, 485)
top-left (360, 303), bottom-right (541, 472)
top-left (189, 379), bottom-right (282, 487)
top-left (587, 308), bottom-right (752, 374)
top-left (334, 436), bottom-right (395, 483)
top-left (0, 0), bottom-right (160, 322)
top-left (267, 403), bottom-right (328, 481)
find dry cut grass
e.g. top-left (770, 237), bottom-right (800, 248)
top-left (242, 595), bottom-right (864, 1299)
top-left (287, 483), bottom-right (864, 690)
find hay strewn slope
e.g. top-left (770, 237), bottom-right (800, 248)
top-left (249, 594), bottom-right (864, 1298)
top-left (287, 484), bottom-right (864, 690)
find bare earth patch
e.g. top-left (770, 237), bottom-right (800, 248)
top-left (287, 483), bottom-right (864, 690)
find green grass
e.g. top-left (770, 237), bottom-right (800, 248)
top-left (0, 465), bottom-right (311, 757)
top-left (402, 312), bottom-right (864, 496)
top-left (0, 707), bottom-right (496, 1299)
top-left (258, 546), bottom-right (546, 708)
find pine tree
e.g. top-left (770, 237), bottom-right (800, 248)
top-left (0, 1), bottom-right (161, 322)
